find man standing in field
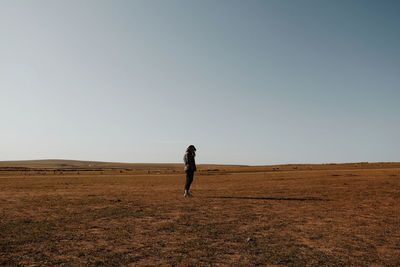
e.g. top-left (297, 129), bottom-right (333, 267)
top-left (183, 145), bottom-right (197, 198)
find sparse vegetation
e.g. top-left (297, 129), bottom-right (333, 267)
top-left (0, 162), bottom-right (399, 266)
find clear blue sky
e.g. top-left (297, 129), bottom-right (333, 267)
top-left (1, 1), bottom-right (399, 165)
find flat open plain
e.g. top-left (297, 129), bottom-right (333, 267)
top-left (1, 161), bottom-right (399, 266)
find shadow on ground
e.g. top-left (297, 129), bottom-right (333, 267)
top-left (202, 196), bottom-right (331, 201)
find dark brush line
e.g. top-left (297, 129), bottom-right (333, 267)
top-left (202, 196), bottom-right (331, 201)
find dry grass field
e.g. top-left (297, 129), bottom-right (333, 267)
top-left (1, 160), bottom-right (399, 266)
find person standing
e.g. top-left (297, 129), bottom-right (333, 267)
top-left (183, 145), bottom-right (197, 197)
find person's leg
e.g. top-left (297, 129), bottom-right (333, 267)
top-left (185, 170), bottom-right (193, 190)
top-left (184, 170), bottom-right (194, 196)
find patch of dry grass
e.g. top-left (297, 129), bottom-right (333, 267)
top-left (1, 164), bottom-right (399, 266)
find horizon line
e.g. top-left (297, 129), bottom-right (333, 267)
top-left (0, 158), bottom-right (399, 167)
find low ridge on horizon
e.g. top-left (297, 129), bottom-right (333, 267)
top-left (0, 159), bottom-right (246, 169)
top-left (0, 159), bottom-right (399, 170)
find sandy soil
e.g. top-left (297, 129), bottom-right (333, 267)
top-left (0, 161), bottom-right (399, 266)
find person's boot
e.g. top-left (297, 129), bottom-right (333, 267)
top-left (184, 190), bottom-right (193, 198)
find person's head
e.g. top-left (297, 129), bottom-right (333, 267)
top-left (186, 145), bottom-right (196, 154)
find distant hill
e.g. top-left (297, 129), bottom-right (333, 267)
top-left (0, 159), bottom-right (399, 172)
top-left (0, 159), bottom-right (181, 169)
top-left (0, 159), bottom-right (239, 171)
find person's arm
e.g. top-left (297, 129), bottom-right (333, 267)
top-left (183, 153), bottom-right (188, 171)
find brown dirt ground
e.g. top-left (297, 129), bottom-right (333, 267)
top-left (0, 162), bottom-right (399, 266)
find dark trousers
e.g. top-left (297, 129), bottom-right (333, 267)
top-left (185, 170), bottom-right (194, 190)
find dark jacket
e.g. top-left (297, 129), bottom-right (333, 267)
top-left (184, 151), bottom-right (196, 172)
